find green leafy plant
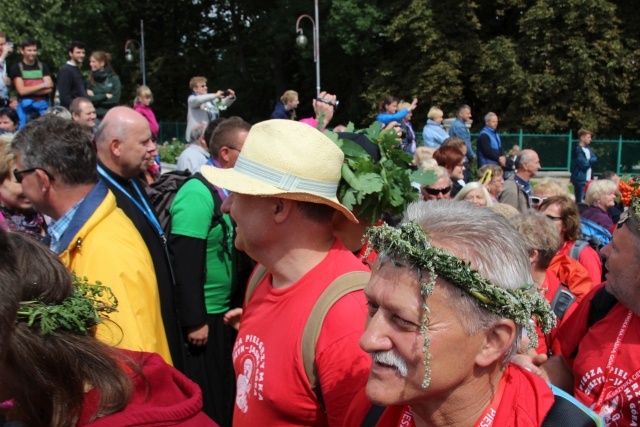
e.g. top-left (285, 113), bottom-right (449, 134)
top-left (16, 275), bottom-right (118, 336)
top-left (325, 123), bottom-right (437, 225)
top-left (159, 139), bottom-right (187, 164)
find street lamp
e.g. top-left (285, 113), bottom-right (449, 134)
top-left (295, 0), bottom-right (320, 96)
top-left (124, 19), bottom-right (146, 86)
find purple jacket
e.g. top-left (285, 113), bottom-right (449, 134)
top-left (581, 205), bottom-right (614, 231)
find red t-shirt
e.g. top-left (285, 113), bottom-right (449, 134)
top-left (232, 240), bottom-right (370, 426)
top-left (343, 364), bottom-right (555, 426)
top-left (558, 284), bottom-right (640, 427)
top-left (557, 240), bottom-right (602, 287)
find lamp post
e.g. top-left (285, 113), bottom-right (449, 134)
top-left (124, 19), bottom-right (146, 86)
top-left (295, 0), bottom-right (320, 96)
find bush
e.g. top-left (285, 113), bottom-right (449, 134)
top-left (159, 139), bottom-right (187, 164)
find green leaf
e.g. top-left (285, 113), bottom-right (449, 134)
top-left (410, 169), bottom-right (438, 186)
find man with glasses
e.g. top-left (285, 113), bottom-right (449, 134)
top-left (168, 116), bottom-right (251, 425)
top-left (520, 203), bottom-right (640, 427)
top-left (420, 166), bottom-right (452, 201)
top-left (95, 106), bottom-right (185, 372)
top-left (11, 115), bottom-right (171, 361)
top-left (186, 76), bottom-right (235, 142)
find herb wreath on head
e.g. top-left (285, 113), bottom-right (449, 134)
top-left (365, 221), bottom-right (556, 388)
top-left (323, 122), bottom-right (436, 225)
top-left (16, 275), bottom-right (117, 336)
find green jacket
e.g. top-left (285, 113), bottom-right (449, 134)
top-left (85, 69), bottom-right (121, 118)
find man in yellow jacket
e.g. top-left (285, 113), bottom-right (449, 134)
top-left (11, 115), bottom-right (171, 363)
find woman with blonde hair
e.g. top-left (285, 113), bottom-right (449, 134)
top-left (85, 51), bottom-right (121, 120)
top-left (271, 90), bottom-right (299, 120)
top-left (422, 106), bottom-right (449, 149)
top-left (581, 179), bottom-right (618, 231)
top-left (133, 85), bottom-right (159, 138)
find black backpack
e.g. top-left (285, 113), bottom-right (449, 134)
top-left (144, 170), bottom-right (224, 235)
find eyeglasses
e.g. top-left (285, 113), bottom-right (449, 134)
top-left (228, 147), bottom-right (241, 153)
top-left (545, 214), bottom-right (563, 222)
top-left (617, 210), bottom-right (631, 230)
top-left (423, 186), bottom-right (451, 196)
top-left (531, 196), bottom-right (547, 205)
top-left (13, 167), bottom-right (55, 184)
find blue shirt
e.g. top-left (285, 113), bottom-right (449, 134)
top-left (49, 198), bottom-right (85, 253)
top-left (448, 117), bottom-right (476, 160)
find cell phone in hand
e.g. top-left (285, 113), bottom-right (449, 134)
top-left (223, 90), bottom-right (231, 97)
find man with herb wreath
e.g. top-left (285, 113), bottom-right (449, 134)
top-left (344, 201), bottom-right (600, 426)
top-left (201, 119), bottom-right (371, 426)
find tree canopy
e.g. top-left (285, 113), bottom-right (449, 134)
top-left (1, 0), bottom-right (639, 137)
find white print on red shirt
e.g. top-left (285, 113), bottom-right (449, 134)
top-left (578, 366), bottom-right (640, 426)
top-left (233, 334), bottom-right (266, 413)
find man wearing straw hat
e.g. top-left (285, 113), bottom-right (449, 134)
top-left (201, 119), bottom-right (370, 426)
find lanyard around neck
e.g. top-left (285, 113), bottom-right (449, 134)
top-left (97, 165), bottom-right (164, 237)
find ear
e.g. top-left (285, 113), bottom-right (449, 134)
top-left (272, 198), bottom-right (294, 224)
top-left (474, 319), bottom-right (517, 368)
top-left (528, 249), bottom-right (539, 267)
top-left (110, 138), bottom-right (122, 157)
top-left (218, 146), bottom-right (231, 165)
top-left (34, 168), bottom-right (54, 192)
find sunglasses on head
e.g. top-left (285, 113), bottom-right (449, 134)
top-left (617, 210), bottom-right (631, 230)
top-left (530, 196), bottom-right (547, 205)
top-left (423, 186), bottom-right (451, 196)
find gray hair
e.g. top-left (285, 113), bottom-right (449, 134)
top-left (402, 200), bottom-right (531, 359)
top-left (585, 179), bottom-right (618, 206)
top-left (189, 124), bottom-right (206, 144)
top-left (453, 181), bottom-right (494, 206)
top-left (44, 106), bottom-right (72, 120)
top-left (509, 210), bottom-right (560, 270)
top-left (11, 116), bottom-right (98, 185)
top-left (484, 112), bottom-right (497, 123)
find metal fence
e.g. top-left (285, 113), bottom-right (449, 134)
top-left (158, 122), bottom-right (188, 144)
top-left (159, 122), bottom-right (640, 174)
top-left (474, 130), bottom-right (640, 175)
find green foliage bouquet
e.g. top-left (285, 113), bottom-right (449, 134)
top-left (325, 123), bottom-right (436, 225)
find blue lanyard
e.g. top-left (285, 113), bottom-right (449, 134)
top-left (97, 165), bottom-right (165, 238)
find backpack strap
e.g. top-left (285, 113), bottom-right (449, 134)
top-left (587, 286), bottom-right (618, 329)
top-left (550, 283), bottom-right (577, 320)
top-left (301, 270), bottom-right (371, 408)
top-left (191, 172), bottom-right (224, 230)
top-left (542, 385), bottom-right (603, 426)
top-left (569, 239), bottom-right (589, 261)
top-left (244, 264), bottom-right (268, 306)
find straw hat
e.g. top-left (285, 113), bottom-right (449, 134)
top-left (201, 119), bottom-right (357, 223)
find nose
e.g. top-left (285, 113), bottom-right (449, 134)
top-left (221, 192), bottom-right (234, 214)
top-left (359, 311), bottom-right (393, 354)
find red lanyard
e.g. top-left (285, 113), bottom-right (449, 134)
top-left (592, 310), bottom-right (640, 412)
top-left (395, 371), bottom-right (508, 427)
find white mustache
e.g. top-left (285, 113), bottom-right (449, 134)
top-left (371, 350), bottom-right (408, 378)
